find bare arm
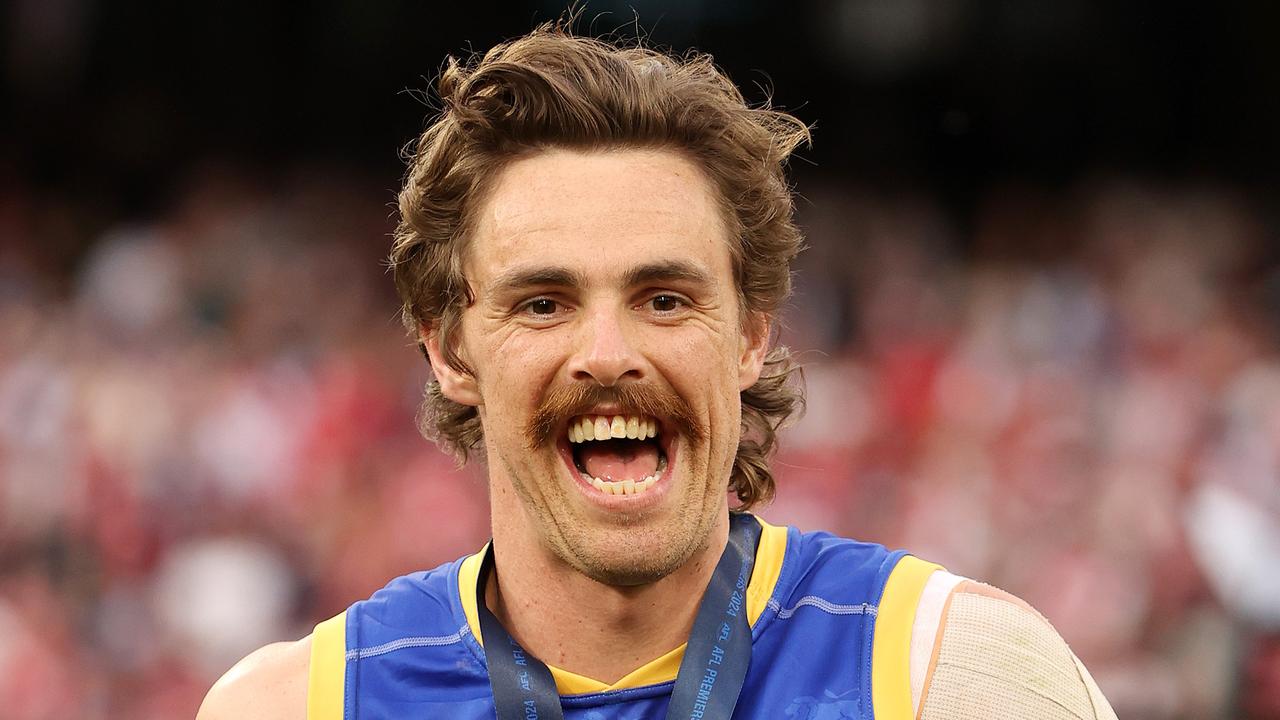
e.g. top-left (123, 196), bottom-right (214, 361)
top-left (196, 635), bottom-right (312, 720)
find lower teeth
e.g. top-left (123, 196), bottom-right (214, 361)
top-left (588, 474), bottom-right (659, 496)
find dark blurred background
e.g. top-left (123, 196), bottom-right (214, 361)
top-left (3, 1), bottom-right (1280, 718)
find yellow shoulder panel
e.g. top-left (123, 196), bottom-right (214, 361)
top-left (307, 610), bottom-right (348, 720)
top-left (871, 556), bottom-right (942, 720)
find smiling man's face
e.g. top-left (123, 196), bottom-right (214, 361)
top-left (426, 148), bottom-right (768, 586)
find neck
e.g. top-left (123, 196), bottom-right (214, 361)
top-left (485, 520), bottom-right (729, 685)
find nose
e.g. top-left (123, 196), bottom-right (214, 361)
top-left (567, 305), bottom-right (645, 387)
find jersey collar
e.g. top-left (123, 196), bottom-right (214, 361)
top-left (457, 513), bottom-right (788, 695)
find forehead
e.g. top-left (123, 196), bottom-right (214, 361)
top-left (465, 148), bottom-right (733, 290)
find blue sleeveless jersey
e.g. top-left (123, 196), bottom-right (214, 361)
top-left (307, 516), bottom-right (940, 720)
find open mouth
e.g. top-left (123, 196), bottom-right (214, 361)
top-left (566, 414), bottom-right (668, 496)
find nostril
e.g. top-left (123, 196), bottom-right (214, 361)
top-left (573, 365), bottom-right (644, 387)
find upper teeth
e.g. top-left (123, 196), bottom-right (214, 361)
top-left (568, 414), bottom-right (658, 443)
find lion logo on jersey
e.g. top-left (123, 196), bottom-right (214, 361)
top-left (785, 688), bottom-right (862, 719)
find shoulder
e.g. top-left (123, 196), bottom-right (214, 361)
top-left (776, 524), bottom-right (904, 592)
top-left (909, 572), bottom-right (1117, 720)
top-left (196, 635), bottom-right (312, 720)
top-left (194, 560), bottom-right (469, 720)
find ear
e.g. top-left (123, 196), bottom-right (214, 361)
top-left (421, 323), bottom-right (483, 407)
top-left (738, 311), bottom-right (771, 391)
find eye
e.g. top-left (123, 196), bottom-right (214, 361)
top-left (523, 298), bottom-right (559, 316)
top-left (648, 294), bottom-right (685, 313)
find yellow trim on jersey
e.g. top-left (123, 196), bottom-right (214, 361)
top-left (458, 514), bottom-right (788, 695)
top-left (871, 556), bottom-right (942, 720)
top-left (747, 516), bottom-right (787, 625)
top-left (459, 544), bottom-right (487, 645)
top-left (307, 610), bottom-right (348, 720)
top-left (549, 642), bottom-right (687, 695)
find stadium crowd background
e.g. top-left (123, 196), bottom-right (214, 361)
top-left (2, 1), bottom-right (1279, 718)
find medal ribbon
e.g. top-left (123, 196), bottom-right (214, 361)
top-left (477, 512), bottom-right (762, 720)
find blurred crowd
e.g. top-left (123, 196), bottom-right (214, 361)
top-left (1, 163), bottom-right (1278, 719)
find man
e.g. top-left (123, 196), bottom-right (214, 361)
top-left (200, 24), bottom-right (1117, 719)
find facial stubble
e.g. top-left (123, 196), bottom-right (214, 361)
top-left (502, 381), bottom-right (720, 587)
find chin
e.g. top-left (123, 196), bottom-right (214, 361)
top-left (567, 547), bottom-right (687, 587)
top-left (550, 522), bottom-right (703, 588)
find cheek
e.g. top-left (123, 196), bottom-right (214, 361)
top-left (471, 332), bottom-right (567, 443)
top-left (658, 333), bottom-right (742, 430)
top-left (654, 322), bottom-right (739, 366)
top-left (472, 324), bottom-right (554, 391)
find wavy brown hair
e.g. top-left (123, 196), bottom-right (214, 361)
top-left (390, 23), bottom-right (807, 509)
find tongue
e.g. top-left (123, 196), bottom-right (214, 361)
top-left (579, 439), bottom-right (660, 481)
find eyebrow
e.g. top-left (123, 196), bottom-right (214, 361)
top-left (621, 260), bottom-right (715, 289)
top-left (489, 260), bottom-right (714, 296)
top-left (490, 266), bottom-right (589, 295)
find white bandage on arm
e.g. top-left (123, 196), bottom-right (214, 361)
top-left (909, 570), bottom-right (964, 712)
top-left (909, 576), bottom-right (1118, 720)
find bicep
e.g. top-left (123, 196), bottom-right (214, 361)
top-left (197, 637), bottom-right (311, 720)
